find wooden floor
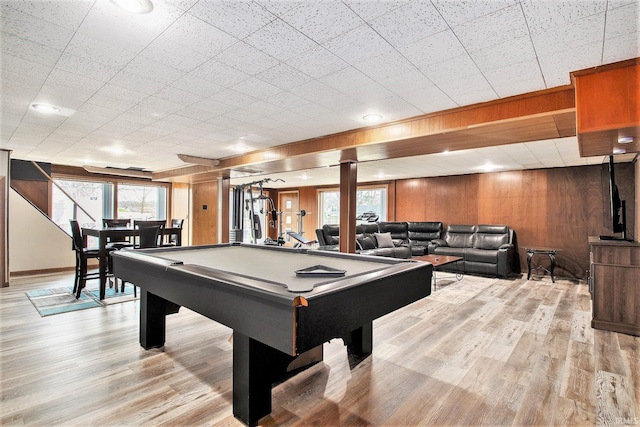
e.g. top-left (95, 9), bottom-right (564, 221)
top-left (1, 272), bottom-right (638, 426)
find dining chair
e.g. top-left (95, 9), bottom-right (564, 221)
top-left (160, 218), bottom-right (184, 247)
top-left (133, 220), bottom-right (166, 246)
top-left (119, 224), bottom-right (161, 296)
top-left (70, 219), bottom-right (115, 299)
top-left (103, 218), bottom-right (134, 250)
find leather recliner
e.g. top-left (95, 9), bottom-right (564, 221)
top-left (428, 224), bottom-right (514, 277)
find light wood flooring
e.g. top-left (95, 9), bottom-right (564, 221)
top-left (1, 272), bottom-right (638, 426)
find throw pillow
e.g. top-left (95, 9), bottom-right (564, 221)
top-left (374, 232), bottom-right (394, 248)
top-left (357, 233), bottom-right (377, 250)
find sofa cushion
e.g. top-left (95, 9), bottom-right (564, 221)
top-left (432, 246), bottom-right (465, 257)
top-left (474, 225), bottom-right (509, 250)
top-left (444, 225), bottom-right (476, 248)
top-left (321, 224), bottom-right (340, 246)
top-left (407, 222), bottom-right (442, 241)
top-left (357, 233), bottom-right (377, 250)
top-left (374, 232), bottom-right (395, 248)
top-left (465, 248), bottom-right (498, 263)
top-left (378, 222), bottom-right (408, 240)
top-left (356, 223), bottom-right (379, 234)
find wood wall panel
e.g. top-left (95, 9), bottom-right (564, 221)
top-left (191, 181), bottom-right (217, 245)
top-left (11, 180), bottom-right (49, 214)
top-left (394, 163), bottom-right (635, 279)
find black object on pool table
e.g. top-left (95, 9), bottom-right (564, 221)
top-left (295, 264), bottom-right (346, 277)
top-left (112, 243), bottom-right (432, 426)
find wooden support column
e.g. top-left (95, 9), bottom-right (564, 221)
top-left (339, 161), bottom-right (357, 254)
top-left (218, 177), bottom-right (230, 243)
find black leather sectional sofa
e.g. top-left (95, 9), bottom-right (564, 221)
top-left (315, 222), bottom-right (515, 277)
top-left (428, 224), bottom-right (515, 278)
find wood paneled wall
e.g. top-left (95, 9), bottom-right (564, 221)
top-left (191, 181), bottom-right (218, 245)
top-left (395, 163), bottom-right (635, 279)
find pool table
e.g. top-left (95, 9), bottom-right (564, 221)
top-left (112, 243), bottom-right (432, 426)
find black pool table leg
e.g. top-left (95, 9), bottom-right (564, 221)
top-left (140, 290), bottom-right (169, 349)
top-left (346, 321), bottom-right (373, 357)
top-left (233, 332), bottom-right (294, 426)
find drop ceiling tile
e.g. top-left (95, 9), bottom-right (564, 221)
top-left (122, 56), bottom-right (185, 85)
top-left (322, 25), bottom-right (394, 65)
top-left (369, 1), bottom-right (449, 48)
top-left (538, 41), bottom-right (603, 86)
top-left (521, 0), bottom-right (607, 32)
top-left (441, 74), bottom-right (497, 105)
top-left (399, 30), bottom-right (468, 68)
top-left (55, 52), bottom-right (121, 82)
top-left (353, 49), bottom-right (420, 85)
top-left (95, 83), bottom-right (149, 104)
top-left (285, 46), bottom-right (350, 79)
top-left (141, 34), bottom-right (210, 72)
top-left (215, 41), bottom-right (280, 76)
top-left (530, 13), bottom-right (606, 56)
top-left (109, 71), bottom-right (168, 96)
top-left (65, 33), bottom-right (138, 68)
top-left (255, 63), bottom-right (314, 91)
top-left (176, 104), bottom-right (230, 122)
top-left (170, 75), bottom-right (224, 98)
top-left (2, 69), bottom-right (48, 93)
top-left (232, 77), bottom-right (282, 100)
top-left (432, 0), bottom-right (519, 27)
top-left (343, 0), bottom-right (409, 21)
top-left (1, 4), bottom-right (75, 50)
top-left (483, 59), bottom-right (546, 97)
top-left (605, 2), bottom-right (639, 38)
top-left (191, 60), bottom-right (251, 87)
top-left (280, 1), bottom-right (364, 44)
top-left (1, 32), bottom-right (63, 67)
top-left (46, 68), bottom-right (105, 95)
top-left (154, 86), bottom-right (204, 106)
top-left (421, 54), bottom-right (481, 85)
top-left (4, 0), bottom-right (92, 30)
top-left (470, 36), bottom-right (537, 72)
top-left (133, 96), bottom-right (186, 116)
top-left (244, 18), bottom-right (317, 62)
top-left (162, 13), bottom-right (239, 57)
top-left (603, 33), bottom-right (640, 63)
top-left (453, 5), bottom-right (529, 52)
top-left (188, 0), bottom-right (276, 39)
top-left (397, 85), bottom-right (457, 114)
top-left (77, 7), bottom-right (158, 52)
top-left (257, 0), bottom-right (303, 17)
top-left (92, 0), bottom-right (185, 38)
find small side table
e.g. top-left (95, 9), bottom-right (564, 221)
top-left (525, 247), bottom-right (560, 283)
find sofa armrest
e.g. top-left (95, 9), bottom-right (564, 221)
top-left (498, 243), bottom-right (513, 250)
top-left (431, 239), bottom-right (448, 247)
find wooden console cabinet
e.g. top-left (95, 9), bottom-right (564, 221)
top-left (589, 237), bottom-right (640, 336)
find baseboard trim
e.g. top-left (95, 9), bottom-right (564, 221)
top-left (10, 266), bottom-right (76, 277)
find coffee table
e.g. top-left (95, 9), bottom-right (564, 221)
top-left (415, 254), bottom-right (464, 289)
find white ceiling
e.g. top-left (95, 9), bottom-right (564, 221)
top-left (1, 0), bottom-right (638, 186)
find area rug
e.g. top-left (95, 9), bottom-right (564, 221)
top-left (26, 285), bottom-right (138, 317)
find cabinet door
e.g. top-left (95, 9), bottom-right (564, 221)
top-left (592, 264), bottom-right (640, 333)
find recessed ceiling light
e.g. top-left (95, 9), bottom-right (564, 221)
top-left (231, 144), bottom-right (250, 153)
top-left (100, 146), bottom-right (128, 155)
top-left (363, 114), bottom-right (382, 123)
top-left (618, 136), bottom-right (634, 144)
top-left (477, 163), bottom-right (501, 172)
top-left (110, 0), bottom-right (153, 14)
top-left (31, 103), bottom-right (60, 114)
top-left (613, 147), bottom-right (626, 154)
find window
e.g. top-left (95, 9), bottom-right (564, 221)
top-left (52, 179), bottom-right (168, 236)
top-left (117, 184), bottom-right (167, 221)
top-left (52, 180), bottom-right (111, 233)
top-left (318, 186), bottom-right (387, 226)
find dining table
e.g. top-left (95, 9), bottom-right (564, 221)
top-left (81, 225), bottom-right (183, 300)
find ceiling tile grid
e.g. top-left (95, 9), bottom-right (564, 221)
top-left (0, 0), bottom-right (637, 180)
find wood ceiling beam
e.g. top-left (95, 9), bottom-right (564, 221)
top-left (154, 85), bottom-right (576, 184)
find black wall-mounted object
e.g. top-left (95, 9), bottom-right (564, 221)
top-left (10, 159), bottom-right (51, 181)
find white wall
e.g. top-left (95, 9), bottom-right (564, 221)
top-left (9, 188), bottom-right (75, 273)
